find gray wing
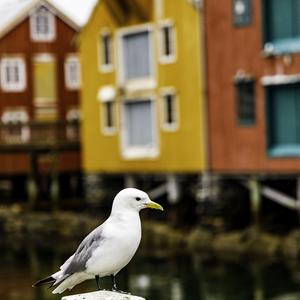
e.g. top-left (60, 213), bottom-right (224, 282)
top-left (63, 225), bottom-right (104, 275)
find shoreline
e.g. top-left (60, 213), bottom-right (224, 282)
top-left (1, 205), bottom-right (300, 261)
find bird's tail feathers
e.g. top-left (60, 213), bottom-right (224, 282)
top-left (32, 271), bottom-right (71, 292)
top-left (32, 276), bottom-right (56, 288)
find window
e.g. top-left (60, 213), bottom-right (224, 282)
top-left (122, 99), bottom-right (158, 158)
top-left (119, 27), bottom-right (154, 89)
top-left (1, 108), bottom-right (30, 143)
top-left (235, 79), bottom-right (256, 125)
top-left (65, 55), bottom-right (81, 90)
top-left (102, 100), bottom-right (116, 134)
top-left (98, 86), bottom-right (117, 135)
top-left (161, 90), bottom-right (179, 130)
top-left (266, 83), bottom-right (300, 157)
top-left (30, 6), bottom-right (55, 41)
top-left (264, 0), bottom-right (300, 54)
top-left (0, 57), bottom-right (26, 92)
top-left (99, 31), bottom-right (113, 72)
top-left (159, 21), bottom-right (176, 63)
top-left (233, 0), bottom-right (251, 26)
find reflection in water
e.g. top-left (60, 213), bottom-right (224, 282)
top-left (0, 236), bottom-right (300, 300)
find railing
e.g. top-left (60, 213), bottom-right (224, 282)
top-left (0, 120), bottom-right (80, 152)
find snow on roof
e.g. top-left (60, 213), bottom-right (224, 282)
top-left (0, 0), bottom-right (98, 38)
top-left (48, 0), bottom-right (98, 27)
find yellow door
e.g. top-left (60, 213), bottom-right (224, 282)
top-left (33, 54), bottom-right (57, 120)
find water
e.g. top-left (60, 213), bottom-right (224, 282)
top-left (1, 235), bottom-right (300, 300)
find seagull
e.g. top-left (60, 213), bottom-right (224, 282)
top-left (32, 188), bottom-right (163, 294)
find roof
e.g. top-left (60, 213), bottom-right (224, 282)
top-left (0, 0), bottom-right (98, 38)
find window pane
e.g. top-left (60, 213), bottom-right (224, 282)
top-left (124, 100), bottom-right (154, 147)
top-left (104, 102), bottom-right (114, 128)
top-left (65, 56), bottom-right (80, 89)
top-left (293, 0), bottom-right (300, 37)
top-left (122, 31), bottom-right (151, 80)
top-left (1, 58), bottom-right (26, 91)
top-left (163, 26), bottom-right (171, 56)
top-left (233, 0), bottom-right (251, 26)
top-left (266, 0), bottom-right (293, 41)
top-left (31, 6), bottom-right (54, 41)
top-left (102, 34), bottom-right (111, 65)
top-left (236, 81), bottom-right (255, 125)
top-left (268, 86), bottom-right (298, 147)
top-left (164, 93), bottom-right (176, 125)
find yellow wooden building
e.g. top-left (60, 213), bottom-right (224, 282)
top-left (79, 0), bottom-right (206, 199)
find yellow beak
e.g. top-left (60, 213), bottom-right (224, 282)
top-left (146, 200), bottom-right (164, 211)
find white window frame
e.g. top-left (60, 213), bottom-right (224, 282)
top-left (30, 5), bottom-right (56, 42)
top-left (97, 86), bottom-right (117, 135)
top-left (98, 29), bottom-right (114, 73)
top-left (120, 97), bottom-right (159, 160)
top-left (0, 57), bottom-right (27, 92)
top-left (160, 87), bottom-right (179, 131)
top-left (100, 99), bottom-right (117, 135)
top-left (117, 24), bottom-right (156, 92)
top-left (154, 0), bottom-right (164, 20)
top-left (64, 55), bottom-right (81, 90)
top-left (158, 20), bottom-right (177, 64)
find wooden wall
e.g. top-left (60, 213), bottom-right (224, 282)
top-left (205, 0), bottom-right (300, 173)
top-left (0, 14), bottom-right (80, 174)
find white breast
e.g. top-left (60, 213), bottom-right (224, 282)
top-left (85, 212), bottom-right (141, 277)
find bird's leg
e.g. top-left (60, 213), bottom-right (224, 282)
top-left (111, 275), bottom-right (118, 291)
top-left (95, 275), bottom-right (100, 290)
top-left (111, 275), bottom-right (130, 294)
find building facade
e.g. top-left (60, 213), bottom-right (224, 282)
top-left (0, 0), bottom-right (82, 202)
top-left (206, 0), bottom-right (300, 173)
top-left (205, 0), bottom-right (300, 210)
top-left (80, 0), bottom-right (206, 200)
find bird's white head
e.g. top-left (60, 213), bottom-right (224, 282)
top-left (111, 188), bottom-right (164, 213)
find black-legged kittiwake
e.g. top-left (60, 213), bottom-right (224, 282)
top-left (32, 188), bottom-right (163, 294)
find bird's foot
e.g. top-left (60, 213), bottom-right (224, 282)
top-left (112, 288), bottom-right (131, 295)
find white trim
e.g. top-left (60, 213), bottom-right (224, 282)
top-left (98, 28), bottom-right (114, 73)
top-left (158, 19), bottom-right (177, 64)
top-left (30, 4), bottom-right (56, 42)
top-left (160, 87), bottom-right (179, 131)
top-left (64, 54), bottom-right (81, 90)
top-left (117, 24), bottom-right (157, 92)
top-left (120, 96), bottom-right (159, 160)
top-left (33, 53), bottom-right (55, 62)
top-left (261, 74), bottom-right (300, 86)
top-left (0, 56), bottom-right (27, 92)
top-left (97, 86), bottom-right (116, 102)
top-left (154, 0), bottom-right (164, 20)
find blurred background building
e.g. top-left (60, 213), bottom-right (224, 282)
top-left (79, 0), bottom-right (206, 205)
top-left (0, 0), bottom-right (85, 206)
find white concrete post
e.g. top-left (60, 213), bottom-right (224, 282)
top-left (62, 291), bottom-right (145, 300)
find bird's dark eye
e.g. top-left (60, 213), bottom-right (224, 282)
top-left (135, 197), bottom-right (141, 201)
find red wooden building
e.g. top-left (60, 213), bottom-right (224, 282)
top-left (0, 0), bottom-right (83, 203)
top-left (205, 0), bottom-right (300, 211)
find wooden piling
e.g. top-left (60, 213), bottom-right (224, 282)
top-left (62, 291), bottom-right (145, 300)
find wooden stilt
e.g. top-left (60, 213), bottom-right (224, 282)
top-left (249, 177), bottom-right (261, 231)
top-left (50, 151), bottom-right (60, 210)
top-left (27, 152), bottom-right (39, 209)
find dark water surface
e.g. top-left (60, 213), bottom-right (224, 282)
top-left (1, 235), bottom-right (300, 300)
